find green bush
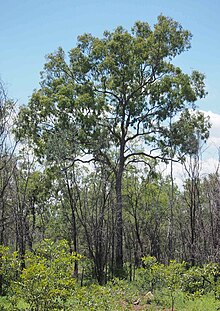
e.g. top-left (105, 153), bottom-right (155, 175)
top-left (136, 256), bottom-right (165, 291)
top-left (0, 245), bottom-right (20, 296)
top-left (1, 247), bottom-right (219, 311)
top-left (181, 263), bottom-right (219, 297)
top-left (12, 239), bottom-right (81, 311)
top-left (136, 257), bottom-right (219, 310)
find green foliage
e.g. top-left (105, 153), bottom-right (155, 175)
top-left (169, 109), bottom-right (211, 158)
top-left (16, 15), bottom-right (209, 166)
top-left (0, 296), bottom-right (28, 311)
top-left (138, 257), bottom-right (220, 310)
top-left (0, 260), bottom-right (220, 310)
top-left (0, 246), bottom-right (20, 295)
top-left (69, 284), bottom-right (121, 311)
top-left (180, 294), bottom-right (219, 311)
top-left (155, 289), bottom-right (219, 311)
top-left (139, 257), bottom-right (187, 309)
top-left (12, 239), bottom-right (81, 311)
top-left (162, 260), bottom-right (187, 310)
top-left (181, 262), bottom-right (220, 297)
top-left (69, 279), bottom-right (139, 311)
top-left (138, 256), bottom-right (165, 291)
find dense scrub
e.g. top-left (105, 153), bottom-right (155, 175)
top-left (0, 239), bottom-right (219, 310)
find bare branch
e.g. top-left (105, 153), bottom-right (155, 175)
top-left (124, 151), bottom-right (179, 163)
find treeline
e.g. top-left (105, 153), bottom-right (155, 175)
top-left (0, 15), bottom-right (219, 287)
top-left (2, 153), bottom-right (220, 286)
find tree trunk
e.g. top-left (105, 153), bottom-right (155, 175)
top-left (115, 161), bottom-right (124, 276)
top-left (71, 206), bottom-right (78, 277)
top-left (65, 172), bottom-right (78, 277)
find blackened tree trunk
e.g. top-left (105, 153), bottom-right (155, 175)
top-left (115, 168), bottom-right (123, 275)
top-left (114, 139), bottom-right (125, 276)
top-left (65, 171), bottom-right (78, 277)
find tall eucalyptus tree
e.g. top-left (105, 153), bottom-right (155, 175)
top-left (16, 15), bottom-right (210, 274)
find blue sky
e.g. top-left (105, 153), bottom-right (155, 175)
top-left (1, 0), bottom-right (220, 114)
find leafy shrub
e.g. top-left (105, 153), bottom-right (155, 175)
top-left (12, 239), bottom-right (81, 311)
top-left (181, 263), bottom-right (219, 297)
top-left (157, 261), bottom-right (187, 310)
top-left (0, 245), bottom-right (20, 295)
top-left (136, 256), bottom-right (165, 291)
